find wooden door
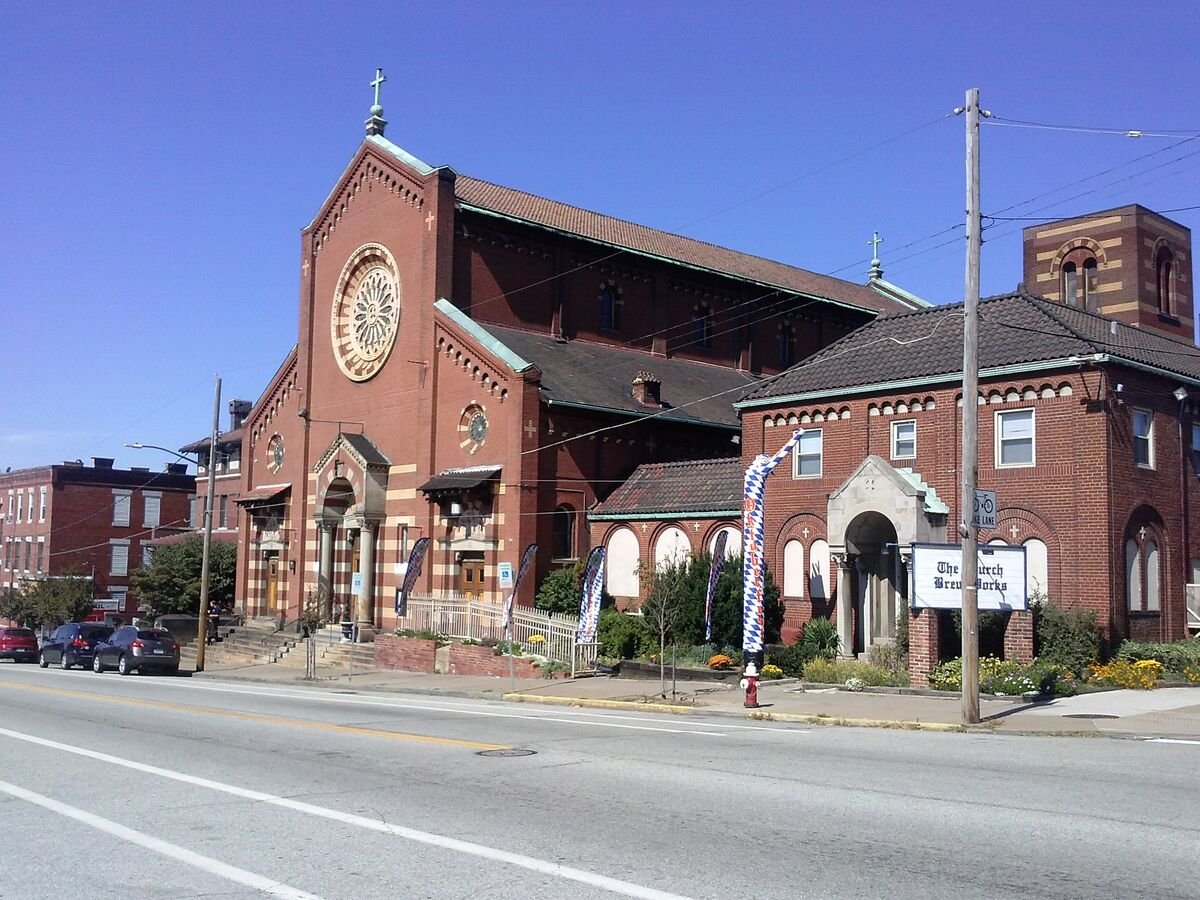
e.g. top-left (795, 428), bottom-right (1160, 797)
top-left (266, 556), bottom-right (279, 613)
top-left (457, 558), bottom-right (485, 599)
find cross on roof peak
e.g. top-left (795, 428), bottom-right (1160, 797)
top-left (370, 68), bottom-right (386, 110)
top-left (365, 67), bottom-right (389, 137)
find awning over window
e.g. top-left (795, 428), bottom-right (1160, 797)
top-left (418, 465), bottom-right (501, 495)
top-left (234, 484), bottom-right (290, 507)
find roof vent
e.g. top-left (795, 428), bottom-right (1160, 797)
top-left (165, 463), bottom-right (188, 476)
top-left (632, 371), bottom-right (662, 407)
top-left (91, 457), bottom-right (114, 469)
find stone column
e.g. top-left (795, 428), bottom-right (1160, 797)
top-left (355, 521), bottom-right (378, 642)
top-left (834, 554), bottom-right (853, 657)
top-left (317, 521), bottom-right (335, 621)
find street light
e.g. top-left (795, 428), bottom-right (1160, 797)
top-left (125, 375), bottom-right (221, 672)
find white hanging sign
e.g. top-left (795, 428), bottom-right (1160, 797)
top-left (910, 542), bottom-right (1027, 611)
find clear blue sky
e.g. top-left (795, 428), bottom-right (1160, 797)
top-left (2, 1), bottom-right (1198, 472)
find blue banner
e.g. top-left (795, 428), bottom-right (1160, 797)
top-left (395, 537), bottom-right (431, 615)
top-left (502, 543), bottom-right (538, 634)
top-left (575, 546), bottom-right (606, 643)
top-left (704, 530), bottom-right (729, 642)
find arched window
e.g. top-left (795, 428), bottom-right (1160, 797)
top-left (809, 539), bottom-right (830, 600)
top-left (1125, 528), bottom-right (1162, 613)
top-left (552, 506), bottom-right (575, 560)
top-left (600, 285), bottom-right (620, 331)
top-left (693, 303), bottom-right (713, 349)
top-left (783, 539), bottom-right (804, 597)
top-left (1146, 541), bottom-right (1160, 611)
top-left (778, 323), bottom-right (794, 368)
top-left (709, 526), bottom-right (740, 559)
top-left (1126, 538), bottom-right (1143, 611)
top-left (654, 526), bottom-right (691, 571)
top-left (1023, 537), bottom-right (1049, 599)
top-left (1156, 245), bottom-right (1175, 315)
top-left (1082, 258), bottom-right (1098, 310)
top-left (1062, 262), bottom-right (1078, 306)
top-left (605, 527), bottom-right (640, 597)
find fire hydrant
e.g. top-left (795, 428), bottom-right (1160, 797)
top-left (740, 661), bottom-right (760, 708)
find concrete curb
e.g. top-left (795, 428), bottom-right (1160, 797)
top-left (502, 693), bottom-right (700, 715)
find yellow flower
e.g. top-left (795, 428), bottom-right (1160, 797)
top-left (528, 634), bottom-right (546, 644)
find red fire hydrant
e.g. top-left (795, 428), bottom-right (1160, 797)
top-left (741, 661), bottom-right (760, 708)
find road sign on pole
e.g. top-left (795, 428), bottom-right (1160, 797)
top-left (973, 488), bottom-right (997, 530)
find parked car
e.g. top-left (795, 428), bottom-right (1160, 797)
top-left (93, 626), bottom-right (180, 676)
top-left (38, 623), bottom-right (114, 669)
top-left (0, 626), bottom-right (39, 663)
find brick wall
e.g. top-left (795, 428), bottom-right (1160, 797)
top-left (372, 634), bottom-right (437, 673)
top-left (447, 642), bottom-right (545, 678)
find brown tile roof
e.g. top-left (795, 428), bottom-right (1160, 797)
top-left (590, 457), bottom-right (743, 518)
top-left (455, 175), bottom-right (905, 316)
top-left (738, 290), bottom-right (1200, 405)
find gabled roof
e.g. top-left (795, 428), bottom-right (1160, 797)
top-left (738, 290), bottom-right (1200, 407)
top-left (179, 427), bottom-right (242, 454)
top-left (590, 457), bottom-right (743, 519)
top-left (454, 175), bottom-right (907, 316)
top-left (478, 321), bottom-right (756, 428)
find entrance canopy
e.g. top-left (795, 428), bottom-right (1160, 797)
top-left (419, 465), bottom-right (501, 497)
top-left (235, 484), bottom-right (290, 508)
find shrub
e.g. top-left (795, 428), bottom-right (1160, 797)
top-left (867, 642), bottom-right (907, 678)
top-left (393, 628), bottom-right (444, 641)
top-left (1027, 661), bottom-right (1079, 696)
top-left (1183, 665), bottom-right (1200, 683)
top-left (929, 657), bottom-right (963, 691)
top-left (1116, 639), bottom-right (1200, 674)
top-left (1090, 659), bottom-right (1162, 689)
top-left (534, 562), bottom-right (585, 615)
top-left (766, 643), bottom-right (809, 678)
top-left (803, 658), bottom-right (902, 686)
top-left (708, 654), bottom-right (734, 670)
top-left (797, 616), bottom-right (840, 661)
top-left (760, 663), bottom-right (784, 680)
top-left (597, 608), bottom-right (652, 660)
top-left (844, 676), bottom-right (866, 692)
top-left (1034, 600), bottom-right (1102, 677)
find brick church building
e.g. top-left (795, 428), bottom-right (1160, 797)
top-left (591, 204), bottom-right (1200, 682)
top-left (225, 76), bottom-right (920, 637)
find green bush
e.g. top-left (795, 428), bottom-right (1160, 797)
top-left (929, 657), bottom-right (963, 691)
top-left (1034, 599), bottom-right (1102, 677)
top-left (766, 643), bottom-right (809, 678)
top-left (929, 656), bottom-right (1076, 696)
top-left (535, 562), bottom-right (585, 615)
top-left (597, 608), bottom-right (653, 660)
top-left (867, 642), bottom-right (907, 678)
top-left (803, 658), bottom-right (904, 687)
top-left (1116, 639), bottom-right (1200, 674)
top-left (797, 616), bottom-right (840, 661)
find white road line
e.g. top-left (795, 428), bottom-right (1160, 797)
top-left (0, 726), bottom-right (693, 900)
top-left (0, 777), bottom-right (322, 899)
top-left (1144, 738), bottom-right (1200, 745)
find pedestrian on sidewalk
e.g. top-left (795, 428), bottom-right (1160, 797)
top-left (207, 600), bottom-right (221, 644)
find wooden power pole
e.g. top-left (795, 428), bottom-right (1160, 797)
top-left (960, 88), bottom-right (983, 725)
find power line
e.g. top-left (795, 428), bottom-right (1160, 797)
top-left (986, 115), bottom-right (1200, 138)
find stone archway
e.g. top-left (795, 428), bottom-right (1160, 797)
top-left (843, 511), bottom-right (901, 656)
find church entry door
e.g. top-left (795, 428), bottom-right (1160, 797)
top-left (265, 554), bottom-right (280, 614)
top-left (457, 553), bottom-right (485, 599)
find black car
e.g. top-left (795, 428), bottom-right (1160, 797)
top-left (38, 623), bottom-right (113, 669)
top-left (93, 626), bottom-right (181, 676)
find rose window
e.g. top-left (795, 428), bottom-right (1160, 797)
top-left (351, 269), bottom-right (397, 361)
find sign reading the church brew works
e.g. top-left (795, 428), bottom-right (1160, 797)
top-left (909, 543), bottom-right (1027, 611)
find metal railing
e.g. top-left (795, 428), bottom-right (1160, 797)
top-left (396, 594), bottom-right (590, 668)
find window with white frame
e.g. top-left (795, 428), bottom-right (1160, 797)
top-left (142, 544), bottom-right (154, 568)
top-left (809, 539), bottom-right (830, 599)
top-left (783, 539), bottom-right (804, 597)
top-left (110, 588), bottom-right (128, 611)
top-left (38, 486), bottom-right (46, 522)
top-left (219, 495), bottom-right (229, 529)
top-left (24, 537), bottom-right (32, 571)
top-left (995, 408), bottom-right (1035, 467)
top-left (26, 489), bottom-right (33, 522)
top-left (891, 420), bottom-right (916, 460)
top-left (1126, 531), bottom-right (1161, 612)
top-left (15, 492), bottom-right (23, 524)
top-left (1132, 408), bottom-right (1154, 468)
top-left (112, 489), bottom-right (132, 527)
top-left (792, 429), bottom-right (823, 478)
top-left (36, 538), bottom-right (44, 573)
top-left (5, 490), bottom-right (12, 523)
top-left (143, 491), bottom-right (161, 528)
top-left (110, 540), bottom-right (130, 577)
top-left (3, 537), bottom-right (9, 569)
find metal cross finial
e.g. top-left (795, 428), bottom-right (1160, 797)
top-left (370, 68), bottom-right (387, 108)
top-left (869, 231), bottom-right (884, 260)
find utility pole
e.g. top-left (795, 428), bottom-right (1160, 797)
top-left (959, 88), bottom-right (984, 725)
top-left (195, 375), bottom-right (221, 673)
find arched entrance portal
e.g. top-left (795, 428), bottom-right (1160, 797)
top-left (315, 475), bottom-right (379, 635)
top-left (842, 511), bottom-right (902, 656)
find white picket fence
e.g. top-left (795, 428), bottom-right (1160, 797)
top-left (397, 594), bottom-right (598, 672)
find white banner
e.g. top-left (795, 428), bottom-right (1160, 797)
top-left (910, 543), bottom-right (1028, 611)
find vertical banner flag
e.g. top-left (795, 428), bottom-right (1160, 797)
top-left (575, 546), bottom-right (606, 643)
top-left (742, 430), bottom-right (804, 663)
top-left (502, 543), bottom-right (538, 635)
top-left (704, 530), bottom-right (729, 642)
top-left (395, 537), bottom-right (431, 615)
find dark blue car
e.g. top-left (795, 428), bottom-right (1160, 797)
top-left (38, 623), bottom-right (113, 669)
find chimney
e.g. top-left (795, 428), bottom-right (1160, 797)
top-left (229, 399), bottom-right (252, 430)
top-left (165, 463), bottom-right (188, 476)
top-left (632, 371), bottom-right (662, 407)
top-left (129, 467), bottom-right (150, 474)
top-left (92, 457), bottom-right (114, 469)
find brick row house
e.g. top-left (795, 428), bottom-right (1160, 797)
top-left (0, 459), bottom-right (194, 619)
top-left (224, 86), bottom-right (920, 636)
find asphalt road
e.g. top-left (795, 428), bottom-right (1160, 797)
top-left (1, 663), bottom-right (1197, 899)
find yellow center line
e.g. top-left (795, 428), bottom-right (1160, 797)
top-left (0, 680), bottom-right (509, 751)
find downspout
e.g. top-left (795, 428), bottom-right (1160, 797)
top-left (1178, 396), bottom-right (1189, 643)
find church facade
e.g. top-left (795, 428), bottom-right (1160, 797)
top-left (226, 80), bottom-right (917, 637)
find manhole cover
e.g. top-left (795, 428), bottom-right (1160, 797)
top-left (476, 748), bottom-right (537, 758)
top-left (1064, 713), bottom-right (1120, 720)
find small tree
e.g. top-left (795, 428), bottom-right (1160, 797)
top-left (534, 561), bottom-right (584, 615)
top-left (640, 558), bottom-right (691, 696)
top-left (0, 584), bottom-right (39, 627)
top-left (17, 573), bottom-right (94, 628)
top-left (130, 535), bottom-right (236, 617)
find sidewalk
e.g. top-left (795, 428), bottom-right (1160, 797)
top-left (189, 659), bottom-right (1200, 741)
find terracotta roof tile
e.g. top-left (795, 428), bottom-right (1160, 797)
top-left (591, 457), bottom-right (743, 518)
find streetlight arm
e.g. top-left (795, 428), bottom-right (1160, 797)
top-left (125, 442), bottom-right (196, 467)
